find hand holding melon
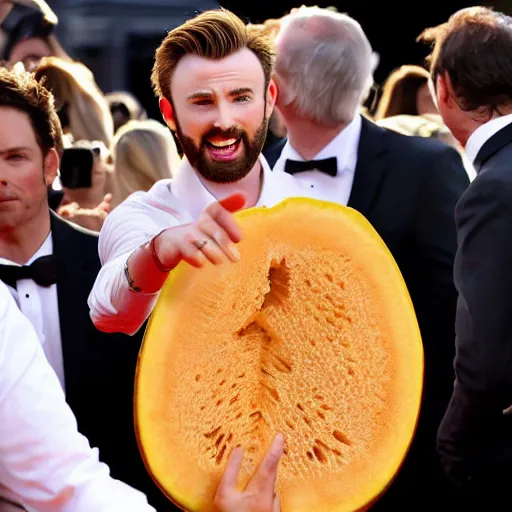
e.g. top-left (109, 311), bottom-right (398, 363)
top-left (213, 434), bottom-right (284, 512)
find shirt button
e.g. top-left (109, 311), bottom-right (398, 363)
top-left (25, 294), bottom-right (29, 298)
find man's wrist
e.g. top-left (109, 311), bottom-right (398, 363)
top-left (149, 229), bottom-right (173, 273)
top-left (124, 230), bottom-right (171, 293)
top-left (124, 255), bottom-right (143, 293)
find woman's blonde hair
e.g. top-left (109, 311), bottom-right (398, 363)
top-left (111, 119), bottom-right (181, 207)
top-left (33, 56), bottom-right (114, 146)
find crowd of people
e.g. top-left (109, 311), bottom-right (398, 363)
top-left (0, 0), bottom-right (511, 510)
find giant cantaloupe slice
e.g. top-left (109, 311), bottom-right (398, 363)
top-left (135, 197), bottom-right (423, 512)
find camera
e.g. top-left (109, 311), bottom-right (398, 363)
top-left (59, 144), bottom-right (101, 189)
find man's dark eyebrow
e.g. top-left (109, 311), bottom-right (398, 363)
top-left (187, 91), bottom-right (212, 101)
top-left (0, 146), bottom-right (32, 155)
top-left (229, 87), bottom-right (254, 96)
top-left (187, 88), bottom-right (255, 101)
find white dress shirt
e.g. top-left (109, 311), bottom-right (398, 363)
top-left (0, 281), bottom-right (155, 512)
top-left (273, 114), bottom-right (362, 205)
top-left (88, 155), bottom-right (304, 335)
top-left (465, 112), bottom-right (512, 165)
top-left (0, 234), bottom-right (65, 390)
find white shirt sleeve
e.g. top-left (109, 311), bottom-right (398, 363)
top-left (88, 191), bottom-right (183, 335)
top-left (0, 282), bottom-right (156, 512)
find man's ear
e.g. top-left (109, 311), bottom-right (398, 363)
top-left (43, 148), bottom-right (59, 187)
top-left (160, 97), bottom-right (176, 131)
top-left (427, 76), bottom-right (438, 110)
top-left (436, 72), bottom-right (453, 111)
top-left (266, 79), bottom-right (278, 118)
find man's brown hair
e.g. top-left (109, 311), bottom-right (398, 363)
top-left (0, 65), bottom-right (63, 155)
top-left (151, 8), bottom-right (275, 103)
top-left (418, 6), bottom-right (512, 116)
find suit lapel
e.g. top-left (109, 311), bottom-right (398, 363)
top-left (474, 121), bottom-right (512, 172)
top-left (347, 116), bottom-right (388, 216)
top-left (263, 137), bottom-right (287, 168)
top-left (51, 212), bottom-right (97, 397)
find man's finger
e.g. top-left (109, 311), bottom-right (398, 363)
top-left (217, 446), bottom-right (244, 491)
top-left (205, 198), bottom-right (244, 243)
top-left (179, 230), bottom-right (214, 267)
top-left (246, 434), bottom-right (284, 494)
top-left (197, 213), bottom-right (240, 263)
top-left (273, 493), bottom-right (281, 512)
top-left (219, 193), bottom-right (246, 212)
top-left (99, 195), bottom-right (113, 213)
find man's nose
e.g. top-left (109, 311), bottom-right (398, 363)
top-left (213, 104), bottom-right (236, 131)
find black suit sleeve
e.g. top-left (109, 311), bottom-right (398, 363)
top-left (412, 147), bottom-right (469, 405)
top-left (437, 172), bottom-right (512, 485)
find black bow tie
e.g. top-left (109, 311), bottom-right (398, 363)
top-left (284, 157), bottom-right (337, 177)
top-left (0, 255), bottom-right (57, 288)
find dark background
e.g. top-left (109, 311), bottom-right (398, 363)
top-left (70, 0), bottom-right (509, 122)
top-left (218, 0), bottom-right (508, 86)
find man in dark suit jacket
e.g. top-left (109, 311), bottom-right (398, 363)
top-left (50, 213), bottom-right (173, 511)
top-left (268, 7), bottom-right (470, 509)
top-left (0, 66), bottom-right (172, 510)
top-left (420, 7), bottom-right (512, 508)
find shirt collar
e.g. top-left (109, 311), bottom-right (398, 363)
top-left (465, 113), bottom-right (512, 164)
top-left (274, 114), bottom-right (362, 174)
top-left (171, 154), bottom-right (278, 219)
top-left (0, 232), bottom-right (52, 267)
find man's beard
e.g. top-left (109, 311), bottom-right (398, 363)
top-left (174, 114), bottom-right (268, 184)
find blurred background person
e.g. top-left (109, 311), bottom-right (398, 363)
top-left (376, 110), bottom-right (459, 146)
top-left (0, 0), bottom-right (70, 70)
top-left (106, 90), bottom-right (148, 134)
top-left (373, 63), bottom-right (475, 178)
top-left (56, 139), bottom-right (114, 231)
top-left (110, 119), bottom-right (181, 208)
top-left (32, 56), bottom-right (117, 226)
top-left (34, 56), bottom-right (114, 147)
top-left (374, 64), bottom-right (437, 120)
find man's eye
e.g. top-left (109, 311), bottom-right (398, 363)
top-left (235, 96), bottom-right (251, 102)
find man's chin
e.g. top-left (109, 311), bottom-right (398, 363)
top-left (0, 214), bottom-right (23, 230)
top-left (196, 163), bottom-right (252, 184)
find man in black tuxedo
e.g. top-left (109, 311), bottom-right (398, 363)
top-left (0, 68), bottom-right (171, 509)
top-left (419, 7), bottom-right (512, 508)
top-left (265, 7), bottom-right (469, 509)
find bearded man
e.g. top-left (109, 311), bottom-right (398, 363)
top-left (88, 9), bottom-right (302, 335)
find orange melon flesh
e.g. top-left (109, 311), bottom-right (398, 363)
top-left (135, 197), bottom-right (423, 512)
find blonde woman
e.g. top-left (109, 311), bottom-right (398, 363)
top-left (111, 119), bottom-right (181, 208)
top-left (33, 56), bottom-right (114, 147)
